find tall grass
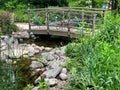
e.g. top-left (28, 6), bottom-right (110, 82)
top-left (65, 12), bottom-right (120, 90)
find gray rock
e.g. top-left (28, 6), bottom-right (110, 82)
top-left (20, 31), bottom-right (29, 38)
top-left (53, 54), bottom-right (60, 60)
top-left (48, 61), bottom-right (60, 69)
top-left (59, 73), bottom-right (67, 80)
top-left (32, 86), bottom-right (39, 90)
top-left (9, 37), bottom-right (15, 45)
top-left (30, 61), bottom-right (44, 70)
top-left (41, 59), bottom-right (48, 65)
top-left (61, 68), bottom-right (67, 74)
top-left (0, 52), bottom-right (7, 60)
top-left (48, 54), bottom-right (55, 61)
top-left (0, 35), bottom-right (9, 39)
top-left (44, 47), bottom-right (52, 51)
top-left (34, 76), bottom-right (41, 85)
top-left (28, 52), bottom-right (35, 57)
top-left (4, 49), bottom-right (23, 58)
top-left (1, 40), bottom-right (6, 47)
top-left (49, 78), bottom-right (58, 86)
top-left (42, 67), bottom-right (62, 78)
top-left (1, 46), bottom-right (7, 51)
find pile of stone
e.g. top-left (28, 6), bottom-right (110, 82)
top-left (30, 46), bottom-right (69, 90)
top-left (0, 35), bottom-right (52, 62)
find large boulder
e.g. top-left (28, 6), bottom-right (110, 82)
top-left (42, 67), bottom-right (62, 78)
top-left (30, 61), bottom-right (44, 70)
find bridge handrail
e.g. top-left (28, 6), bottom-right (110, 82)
top-left (28, 7), bottom-right (106, 37)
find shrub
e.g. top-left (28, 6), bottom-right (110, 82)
top-left (14, 4), bottom-right (28, 22)
top-left (0, 11), bottom-right (18, 35)
top-left (66, 12), bottom-right (120, 90)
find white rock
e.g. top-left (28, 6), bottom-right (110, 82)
top-left (44, 47), bottom-right (52, 51)
top-left (59, 73), bottom-right (67, 80)
top-left (32, 86), bottom-right (39, 90)
top-left (34, 76), bottom-right (41, 85)
top-left (61, 68), bottom-right (67, 74)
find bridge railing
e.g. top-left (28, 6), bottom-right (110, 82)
top-left (28, 7), bottom-right (106, 37)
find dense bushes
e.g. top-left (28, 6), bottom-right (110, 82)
top-left (0, 11), bottom-right (18, 35)
top-left (65, 12), bottom-right (120, 90)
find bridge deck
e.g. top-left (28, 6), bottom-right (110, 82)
top-left (16, 23), bottom-right (81, 38)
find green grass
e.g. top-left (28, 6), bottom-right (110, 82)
top-left (65, 12), bottom-right (120, 90)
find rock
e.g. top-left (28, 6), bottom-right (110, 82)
top-left (5, 59), bottom-right (12, 64)
top-left (8, 37), bottom-right (15, 45)
top-left (41, 59), bottom-right (48, 66)
top-left (48, 61), bottom-right (60, 69)
top-left (42, 67), bottom-right (62, 78)
top-left (1, 40), bottom-right (6, 47)
top-left (49, 78), bottom-right (58, 86)
top-left (0, 35), bottom-right (9, 39)
top-left (53, 54), bottom-right (60, 60)
top-left (28, 52), bottom-right (35, 57)
top-left (4, 49), bottom-right (23, 58)
top-left (30, 57), bottom-right (37, 60)
top-left (61, 68), bottom-right (67, 74)
top-left (44, 78), bottom-right (49, 82)
top-left (23, 55), bottom-right (29, 58)
top-left (20, 31), bottom-right (29, 38)
top-left (0, 52), bottom-right (7, 60)
top-left (34, 76), bottom-right (41, 85)
top-left (32, 86), bottom-right (39, 90)
top-left (1, 45), bottom-right (7, 51)
top-left (44, 47), bottom-right (52, 51)
top-left (27, 46), bottom-right (35, 52)
top-left (41, 53), bottom-right (54, 61)
top-left (59, 73), bottom-right (67, 80)
top-left (48, 54), bottom-right (55, 61)
top-left (40, 46), bottom-right (45, 51)
top-left (30, 61), bottom-right (44, 70)
top-left (19, 38), bottom-right (23, 42)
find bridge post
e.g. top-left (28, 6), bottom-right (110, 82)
top-left (62, 11), bottom-right (65, 27)
top-left (67, 8), bottom-right (71, 37)
top-left (46, 8), bottom-right (49, 34)
top-left (81, 9), bottom-right (85, 34)
top-left (92, 12), bottom-right (97, 36)
top-left (27, 8), bottom-right (31, 31)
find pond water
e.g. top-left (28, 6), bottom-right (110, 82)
top-left (0, 36), bottom-right (71, 90)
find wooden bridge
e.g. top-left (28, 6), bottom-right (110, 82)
top-left (27, 7), bottom-right (106, 38)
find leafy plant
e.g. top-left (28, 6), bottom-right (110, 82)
top-left (38, 81), bottom-right (48, 90)
top-left (37, 58), bottom-right (42, 62)
top-left (31, 15), bottom-right (45, 25)
top-left (23, 84), bottom-right (34, 90)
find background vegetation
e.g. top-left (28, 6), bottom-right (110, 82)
top-left (1, 0), bottom-right (119, 22)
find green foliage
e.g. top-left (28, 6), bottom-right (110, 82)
top-left (23, 84), bottom-right (34, 90)
top-left (38, 81), bottom-right (48, 90)
top-left (30, 0), bottom-right (68, 8)
top-left (31, 15), bottom-right (45, 25)
top-left (68, 0), bottom-right (107, 8)
top-left (98, 12), bottom-right (120, 42)
top-left (14, 4), bottom-right (28, 22)
top-left (66, 12), bottom-right (120, 90)
top-left (37, 58), bottom-right (42, 62)
top-left (5, 0), bottom-right (17, 11)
